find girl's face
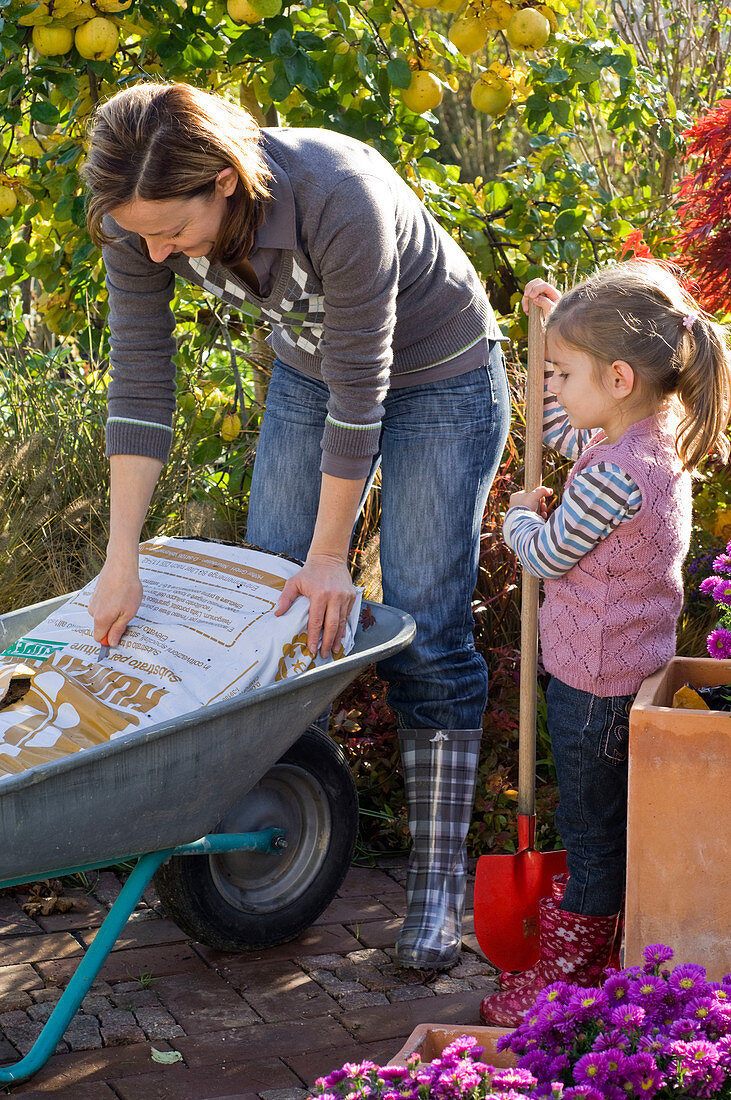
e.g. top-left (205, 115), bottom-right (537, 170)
top-left (109, 170), bottom-right (238, 264)
top-left (545, 332), bottom-right (631, 442)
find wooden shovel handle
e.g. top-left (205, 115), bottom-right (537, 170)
top-left (517, 302), bottom-right (545, 819)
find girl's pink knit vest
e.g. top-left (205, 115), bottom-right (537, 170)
top-left (540, 412), bottom-right (692, 698)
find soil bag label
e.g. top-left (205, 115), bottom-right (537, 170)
top-left (0, 538), bottom-right (362, 780)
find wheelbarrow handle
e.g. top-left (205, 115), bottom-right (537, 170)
top-left (518, 301), bottom-right (545, 820)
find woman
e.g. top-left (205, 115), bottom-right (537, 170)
top-left (81, 81), bottom-right (511, 971)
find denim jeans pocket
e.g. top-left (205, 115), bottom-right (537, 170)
top-left (596, 695), bottom-right (634, 767)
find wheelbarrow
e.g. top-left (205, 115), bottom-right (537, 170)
top-left (0, 591), bottom-right (415, 1085)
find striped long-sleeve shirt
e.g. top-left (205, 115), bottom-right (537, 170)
top-left (503, 389), bottom-right (642, 579)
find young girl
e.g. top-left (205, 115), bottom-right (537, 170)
top-left (480, 260), bottom-right (731, 1027)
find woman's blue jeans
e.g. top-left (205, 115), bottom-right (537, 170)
top-left (246, 343), bottom-right (510, 731)
top-left (547, 676), bottom-right (634, 917)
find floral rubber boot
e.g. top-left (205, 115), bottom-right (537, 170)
top-left (479, 900), bottom-right (619, 1028)
top-left (395, 728), bottom-right (482, 971)
top-left (498, 873), bottom-right (569, 991)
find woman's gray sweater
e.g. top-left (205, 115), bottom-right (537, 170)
top-left (102, 126), bottom-right (504, 478)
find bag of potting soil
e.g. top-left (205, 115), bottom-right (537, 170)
top-left (0, 537), bottom-right (362, 781)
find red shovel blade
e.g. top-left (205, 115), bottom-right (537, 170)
top-left (473, 818), bottom-right (567, 973)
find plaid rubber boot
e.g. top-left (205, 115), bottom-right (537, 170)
top-left (479, 900), bottom-right (619, 1027)
top-left (395, 728), bottom-right (482, 971)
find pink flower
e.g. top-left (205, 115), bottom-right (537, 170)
top-left (707, 627), bottom-right (731, 659)
top-left (699, 574), bottom-right (722, 596)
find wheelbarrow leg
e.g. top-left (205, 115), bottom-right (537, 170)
top-left (0, 830), bottom-right (284, 1085)
top-left (0, 849), bottom-right (171, 1085)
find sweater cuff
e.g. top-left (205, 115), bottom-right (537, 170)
top-left (321, 415), bottom-right (381, 460)
top-left (106, 417), bottom-right (173, 464)
top-left (320, 451), bottom-right (373, 479)
top-left (503, 506), bottom-right (538, 551)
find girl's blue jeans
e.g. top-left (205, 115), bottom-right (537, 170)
top-left (547, 675), bottom-right (634, 917)
top-left (245, 343), bottom-right (510, 731)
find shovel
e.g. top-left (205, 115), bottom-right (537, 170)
top-left (472, 301), bottom-right (567, 974)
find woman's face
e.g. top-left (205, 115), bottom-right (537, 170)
top-left (109, 170), bottom-right (237, 263)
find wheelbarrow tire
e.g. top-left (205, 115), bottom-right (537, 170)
top-left (153, 727), bottom-right (358, 952)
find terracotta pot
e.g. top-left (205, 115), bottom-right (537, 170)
top-left (626, 657), bottom-right (731, 981)
top-left (388, 1024), bottom-right (515, 1067)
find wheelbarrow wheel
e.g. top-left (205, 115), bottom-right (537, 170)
top-left (153, 727), bottom-right (358, 952)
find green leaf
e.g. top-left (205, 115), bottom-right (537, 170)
top-left (293, 30), bottom-right (324, 49)
top-left (549, 98), bottom-right (570, 126)
top-left (151, 1049), bottom-right (183, 1065)
top-left (270, 28), bottom-right (297, 56)
top-left (554, 207), bottom-right (587, 236)
top-left (356, 48), bottom-right (373, 79)
top-left (543, 65), bottom-right (570, 84)
top-left (30, 100), bottom-right (60, 125)
top-left (269, 66), bottom-right (293, 100)
top-left (0, 67), bottom-right (23, 91)
top-left (386, 57), bottom-right (411, 89)
top-left (610, 51), bottom-right (633, 78)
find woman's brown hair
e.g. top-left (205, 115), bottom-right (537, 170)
top-left (82, 82), bottom-right (272, 266)
top-left (546, 259), bottom-right (731, 471)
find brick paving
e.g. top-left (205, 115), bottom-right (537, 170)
top-left (0, 860), bottom-right (499, 1098)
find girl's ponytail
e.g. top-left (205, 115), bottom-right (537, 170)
top-left (675, 315), bottom-right (731, 471)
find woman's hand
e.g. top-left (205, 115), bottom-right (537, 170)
top-left (275, 552), bottom-right (357, 659)
top-left (509, 485), bottom-right (553, 519)
top-left (522, 278), bottom-right (562, 318)
top-left (88, 552), bottom-right (143, 646)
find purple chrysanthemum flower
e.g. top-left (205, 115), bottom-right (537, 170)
top-left (713, 552), bottom-right (731, 574)
top-left (604, 974), bottom-right (633, 1008)
top-left (707, 626), bottom-right (731, 658)
top-left (668, 1015), bottom-right (702, 1040)
top-left (561, 1086), bottom-right (604, 1100)
top-left (700, 574), bottom-right (722, 595)
top-left (713, 577), bottom-right (731, 605)
top-left (643, 944), bottom-right (675, 968)
top-left (517, 1048), bottom-right (556, 1079)
top-left (632, 973), bottom-right (668, 1005)
top-left (574, 1051), bottom-right (610, 1086)
top-left (610, 1002), bottom-right (646, 1030)
top-left (314, 1069), bottom-right (345, 1089)
top-left (566, 988), bottom-right (608, 1022)
top-left (685, 994), bottom-right (725, 1028)
top-left (669, 962), bottom-right (708, 997)
top-left (638, 1032), bottom-right (672, 1056)
top-left (536, 981), bottom-right (573, 1006)
top-left (621, 1052), bottom-right (661, 1087)
top-left (592, 1028), bottom-right (626, 1053)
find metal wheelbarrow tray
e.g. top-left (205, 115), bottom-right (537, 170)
top-left (0, 592), bottom-right (415, 1084)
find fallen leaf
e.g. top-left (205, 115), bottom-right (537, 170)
top-left (151, 1048), bottom-right (183, 1064)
